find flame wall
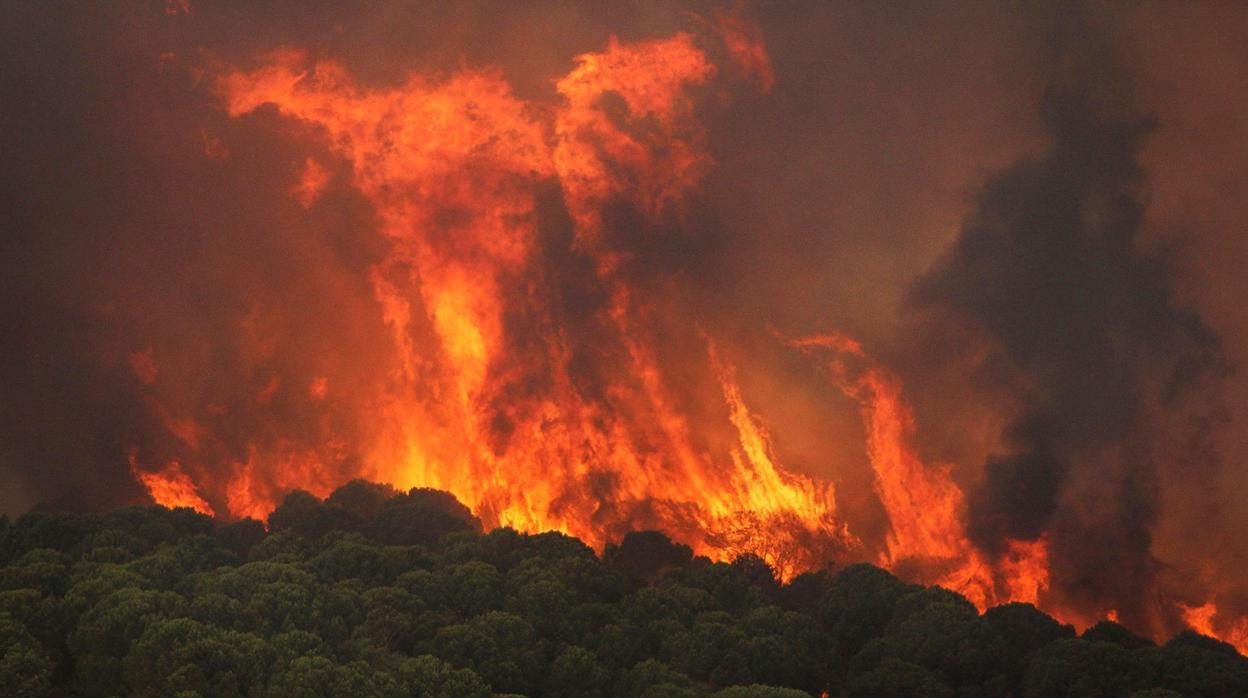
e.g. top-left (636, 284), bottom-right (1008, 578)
top-left (2, 1), bottom-right (1247, 651)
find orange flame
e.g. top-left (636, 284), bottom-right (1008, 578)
top-left (998, 537), bottom-right (1051, 607)
top-left (141, 19), bottom-right (1045, 593)
top-left (121, 16), bottom-right (1246, 652)
top-left (182, 23), bottom-right (850, 576)
top-left (791, 333), bottom-right (1048, 609)
top-left (1182, 602), bottom-right (1248, 655)
top-left (131, 458), bottom-right (214, 516)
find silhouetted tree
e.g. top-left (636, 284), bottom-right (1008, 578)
top-left (818, 563), bottom-right (915, 668)
top-left (215, 517), bottom-right (267, 558)
top-left (326, 479), bottom-right (400, 521)
top-left (361, 488), bottom-right (480, 546)
top-left (267, 490), bottom-right (358, 539)
top-left (848, 657), bottom-right (954, 698)
top-left (605, 531), bottom-right (693, 583)
top-left (1142, 631), bottom-right (1248, 697)
top-left (979, 602), bottom-right (1075, 691)
top-left (1020, 638), bottom-right (1153, 697)
top-left (779, 570), bottom-right (831, 616)
top-left (1081, 619), bottom-right (1154, 649)
top-left (0, 484), bottom-right (1241, 697)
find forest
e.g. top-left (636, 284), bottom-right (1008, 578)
top-left (1, 480), bottom-right (1245, 697)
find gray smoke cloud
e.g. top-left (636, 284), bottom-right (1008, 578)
top-left (906, 7), bottom-right (1228, 630)
top-left (1, 0), bottom-right (1246, 638)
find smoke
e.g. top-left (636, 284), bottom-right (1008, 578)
top-left (2, 0), bottom-right (1247, 643)
top-left (906, 7), bottom-right (1227, 631)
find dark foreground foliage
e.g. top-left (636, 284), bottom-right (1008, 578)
top-left (0, 481), bottom-right (1244, 697)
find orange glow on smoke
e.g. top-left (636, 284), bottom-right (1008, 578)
top-left (713, 7), bottom-right (775, 91)
top-left (150, 13), bottom-right (1045, 593)
top-left (790, 334), bottom-right (1049, 609)
top-left (204, 18), bottom-right (849, 576)
top-left (122, 12), bottom-right (1245, 652)
top-left (291, 157), bottom-right (329, 208)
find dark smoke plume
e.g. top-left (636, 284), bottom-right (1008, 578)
top-left (2, 0), bottom-right (1247, 644)
top-left (908, 11), bottom-right (1227, 629)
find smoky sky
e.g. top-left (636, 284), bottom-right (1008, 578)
top-left (905, 7), bottom-right (1228, 629)
top-left (2, 0), bottom-right (1247, 633)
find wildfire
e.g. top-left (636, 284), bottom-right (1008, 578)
top-left (119, 10), bottom-right (1246, 653)
top-left (130, 457), bottom-right (214, 517)
top-left (184, 13), bottom-right (859, 575)
top-left (1182, 602), bottom-right (1248, 655)
top-left (790, 333), bottom-right (1049, 609)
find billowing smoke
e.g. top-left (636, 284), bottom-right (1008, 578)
top-left (907, 8), bottom-right (1227, 632)
top-left (2, 0), bottom-right (1247, 647)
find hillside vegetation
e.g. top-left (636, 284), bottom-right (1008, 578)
top-left (1, 480), bottom-right (1244, 697)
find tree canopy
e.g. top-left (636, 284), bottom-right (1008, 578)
top-left (1, 480), bottom-right (1243, 697)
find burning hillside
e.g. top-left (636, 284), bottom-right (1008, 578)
top-left (2, 1), bottom-right (1246, 655)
